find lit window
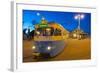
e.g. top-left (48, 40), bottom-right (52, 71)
top-left (46, 28), bottom-right (51, 31)
top-left (73, 33), bottom-right (77, 37)
top-left (36, 31), bottom-right (40, 35)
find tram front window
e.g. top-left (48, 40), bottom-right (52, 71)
top-left (35, 27), bottom-right (61, 36)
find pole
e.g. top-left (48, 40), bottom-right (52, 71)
top-left (78, 15), bottom-right (80, 30)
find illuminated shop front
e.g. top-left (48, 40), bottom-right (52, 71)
top-left (70, 29), bottom-right (88, 40)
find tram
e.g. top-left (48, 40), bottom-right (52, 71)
top-left (32, 18), bottom-right (69, 59)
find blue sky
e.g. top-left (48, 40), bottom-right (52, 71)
top-left (23, 10), bottom-right (91, 34)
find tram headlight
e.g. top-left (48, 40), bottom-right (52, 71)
top-left (32, 45), bottom-right (36, 50)
top-left (47, 46), bottom-right (51, 51)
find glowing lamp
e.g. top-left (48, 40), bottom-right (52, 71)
top-left (47, 46), bottom-right (51, 51)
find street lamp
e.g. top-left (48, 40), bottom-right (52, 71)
top-left (37, 12), bottom-right (40, 16)
top-left (42, 17), bottom-right (45, 20)
top-left (74, 14), bottom-right (85, 30)
top-left (36, 12), bottom-right (45, 20)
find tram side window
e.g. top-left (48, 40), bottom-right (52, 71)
top-left (54, 28), bottom-right (61, 36)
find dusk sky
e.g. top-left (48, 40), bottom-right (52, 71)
top-left (23, 10), bottom-right (91, 34)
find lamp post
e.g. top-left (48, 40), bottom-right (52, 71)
top-left (74, 14), bottom-right (85, 39)
top-left (74, 14), bottom-right (84, 30)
